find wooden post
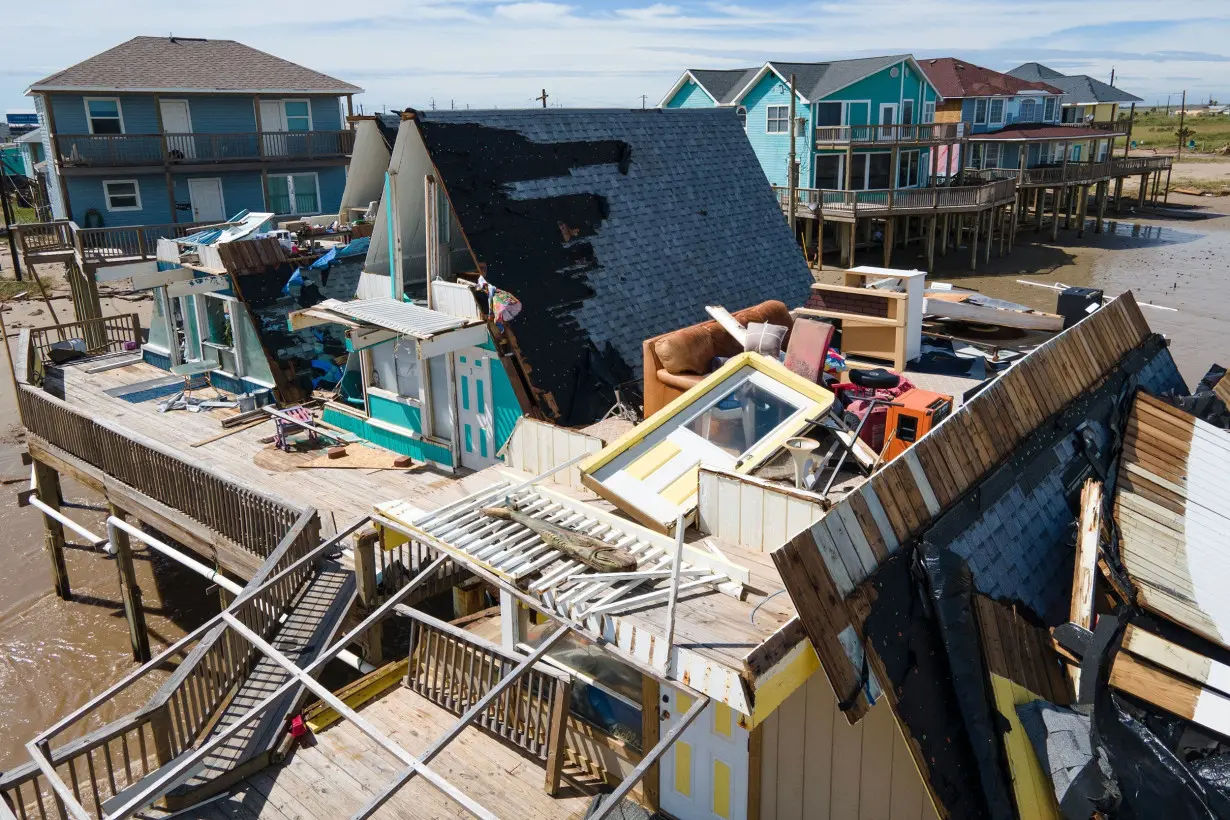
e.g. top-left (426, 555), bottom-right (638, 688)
top-left (1123, 102), bottom-right (1135, 158)
top-left (109, 506), bottom-right (151, 662)
top-left (815, 212), bottom-right (825, 269)
top-left (984, 208), bottom-right (992, 264)
top-left (844, 145), bottom-right (854, 191)
top-left (940, 212), bottom-right (949, 256)
top-left (543, 677), bottom-right (573, 796)
top-left (640, 675), bottom-right (661, 811)
top-left (1164, 162), bottom-right (1173, 204)
top-left (1095, 181), bottom-right (1107, 233)
top-left (150, 703), bottom-right (177, 766)
top-left (353, 529), bottom-right (384, 666)
top-left (847, 219), bottom-right (857, 268)
top-left (1050, 188), bottom-right (1062, 241)
top-left (882, 217), bottom-right (894, 268)
top-left (1114, 176), bottom-right (1124, 213)
top-left (969, 210), bottom-right (979, 271)
top-left (1035, 188), bottom-right (1045, 233)
top-left (33, 460), bottom-right (70, 600)
top-left (926, 215), bottom-right (936, 272)
top-left (997, 206), bottom-right (1006, 256)
top-left (1064, 185), bottom-right (1075, 230)
top-left (1137, 174), bottom-right (1147, 208)
top-left (1077, 185), bottom-right (1090, 238)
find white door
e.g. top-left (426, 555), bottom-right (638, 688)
top-left (160, 100), bottom-right (195, 159)
top-left (660, 687), bottom-right (749, 820)
top-left (260, 99), bottom-right (287, 156)
top-left (454, 347), bottom-right (498, 471)
top-left (878, 103), bottom-right (898, 141)
top-left (187, 178), bottom-right (225, 222)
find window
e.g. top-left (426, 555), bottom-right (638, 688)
top-left (814, 102), bottom-right (842, 127)
top-left (267, 173), bottom-right (320, 215)
top-left (897, 150), bottom-right (920, 187)
top-left (1019, 99), bottom-right (1037, 122)
top-left (868, 153), bottom-right (892, 189)
top-left (901, 99), bottom-right (915, 125)
top-left (1043, 97), bottom-right (1057, 122)
top-left (989, 98), bottom-right (1005, 125)
top-left (974, 98), bottom-right (988, 125)
top-left (766, 105), bottom-right (789, 133)
top-left (736, 106), bottom-right (747, 129)
top-left (102, 180), bottom-right (141, 211)
top-left (814, 155), bottom-right (842, 189)
top-left (923, 101), bottom-right (936, 124)
top-left (966, 143), bottom-right (983, 169)
top-left (85, 98), bottom-right (124, 134)
top-left (369, 340), bottom-right (421, 397)
top-left (849, 153), bottom-right (868, 190)
top-left (982, 143), bottom-right (1001, 170)
top-left (283, 100), bottom-right (311, 131)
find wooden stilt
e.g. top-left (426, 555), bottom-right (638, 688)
top-left (1095, 181), bottom-right (1107, 233)
top-left (1077, 185), bottom-right (1090, 238)
top-left (33, 460), bottom-right (70, 600)
top-left (1115, 176), bottom-right (1124, 213)
top-left (109, 505), bottom-right (151, 663)
top-left (984, 209), bottom-right (993, 264)
top-left (353, 529), bottom-right (384, 666)
top-left (848, 219), bottom-right (857, 268)
top-left (970, 210), bottom-right (979, 271)
top-left (926, 215), bottom-right (936, 272)
top-left (1051, 188), bottom-right (1062, 241)
top-left (998, 206), bottom-right (1006, 256)
top-left (1009, 196), bottom-right (1020, 247)
top-left (1035, 188), bottom-right (1045, 233)
top-left (838, 223), bottom-right (849, 267)
top-left (940, 212), bottom-right (949, 256)
top-left (1064, 185), bottom-right (1075, 229)
top-left (1137, 174), bottom-right (1147, 208)
top-left (882, 218), bottom-right (895, 268)
top-left (1164, 163), bottom-right (1173, 204)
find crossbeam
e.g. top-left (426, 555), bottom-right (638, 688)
top-left (351, 623), bottom-right (574, 819)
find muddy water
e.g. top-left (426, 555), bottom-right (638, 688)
top-left (0, 334), bottom-right (216, 771)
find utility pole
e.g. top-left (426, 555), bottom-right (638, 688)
top-left (641, 94), bottom-right (648, 110)
top-left (1177, 89), bottom-right (1187, 161)
top-left (536, 89), bottom-right (549, 108)
top-left (0, 158), bottom-right (24, 281)
top-left (1109, 67), bottom-right (1115, 87)
top-left (786, 74), bottom-right (797, 239)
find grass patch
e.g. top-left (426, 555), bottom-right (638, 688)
top-left (0, 279), bottom-right (33, 300)
top-left (1118, 112), bottom-right (1230, 151)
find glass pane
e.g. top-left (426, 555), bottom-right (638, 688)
top-left (851, 153), bottom-right (867, 190)
top-left (268, 175), bottom-right (289, 196)
top-left (88, 99), bottom-right (119, 117)
top-left (429, 355), bottom-right (452, 439)
top-left (181, 296), bottom-right (201, 360)
top-left (684, 378), bottom-right (801, 457)
top-left (204, 297), bottom-right (230, 344)
top-left (394, 344), bottom-right (420, 396)
top-left (815, 102), bottom-right (842, 127)
top-left (291, 174), bottom-right (318, 213)
top-left (147, 288), bottom-right (170, 349)
top-left (284, 101), bottom-right (309, 117)
top-left (233, 304), bottom-right (274, 384)
top-left (369, 341), bottom-right (397, 393)
top-left (814, 155), bottom-right (841, 189)
top-left (286, 116), bottom-right (310, 132)
top-left (869, 154), bottom-right (891, 189)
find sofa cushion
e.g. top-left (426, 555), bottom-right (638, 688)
top-left (658, 369), bottom-right (705, 391)
top-left (654, 325), bottom-right (717, 376)
top-left (744, 322), bottom-right (788, 357)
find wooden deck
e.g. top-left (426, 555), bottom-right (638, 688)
top-left (50, 358), bottom-right (494, 537)
top-left (171, 685), bottom-right (598, 820)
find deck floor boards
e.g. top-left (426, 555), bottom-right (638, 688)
top-left (166, 686), bottom-right (595, 820)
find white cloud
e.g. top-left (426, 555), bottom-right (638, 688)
top-left (2, 0), bottom-right (1227, 113)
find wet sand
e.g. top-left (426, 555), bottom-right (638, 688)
top-left (0, 260), bottom-right (214, 770)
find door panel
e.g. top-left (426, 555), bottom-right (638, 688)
top-left (187, 178), bottom-right (225, 222)
top-left (455, 348), bottom-right (498, 471)
top-left (660, 686), bottom-right (748, 820)
top-left (160, 100), bottom-right (195, 159)
top-left (260, 100), bottom-right (288, 156)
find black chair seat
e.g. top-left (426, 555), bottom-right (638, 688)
top-left (849, 367), bottom-right (900, 389)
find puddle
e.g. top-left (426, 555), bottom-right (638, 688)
top-left (1099, 220), bottom-right (1202, 245)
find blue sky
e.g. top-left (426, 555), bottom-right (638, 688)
top-left (4, 0), bottom-right (1229, 115)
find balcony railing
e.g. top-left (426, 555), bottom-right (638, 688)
top-left (14, 220), bottom-right (218, 266)
top-left (1013, 155), bottom-right (1172, 187)
top-left (1055, 120), bottom-right (1125, 132)
top-left (815, 122), bottom-right (961, 145)
top-left (775, 176), bottom-right (1018, 218)
top-left (54, 130), bottom-right (355, 167)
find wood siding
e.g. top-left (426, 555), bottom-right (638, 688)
top-left (757, 671), bottom-right (939, 820)
top-left (696, 468), bottom-right (826, 552)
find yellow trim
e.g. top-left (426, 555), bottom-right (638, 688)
top-left (378, 523), bottom-right (409, 550)
top-left (674, 741), bottom-right (693, 797)
top-left (579, 352), bottom-right (834, 474)
top-left (661, 466), bottom-right (700, 506)
top-left (713, 759), bottom-right (732, 819)
top-left (712, 702), bottom-right (733, 737)
top-left (626, 440), bottom-right (682, 480)
top-left (750, 639), bottom-right (820, 728)
top-left (303, 660), bottom-right (409, 732)
top-left (990, 674), bottom-right (1062, 820)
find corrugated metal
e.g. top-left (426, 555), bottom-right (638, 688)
top-left (318, 298), bottom-right (469, 339)
top-left (1116, 392), bottom-right (1230, 648)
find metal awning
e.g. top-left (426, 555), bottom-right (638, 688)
top-left (288, 298), bottom-right (489, 358)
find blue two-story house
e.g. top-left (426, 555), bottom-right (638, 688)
top-left (660, 56), bottom-right (947, 194)
top-left (26, 36), bottom-right (362, 229)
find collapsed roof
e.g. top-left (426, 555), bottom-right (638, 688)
top-left (409, 107), bottom-right (815, 422)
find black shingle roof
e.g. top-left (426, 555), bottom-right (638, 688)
top-left (1007, 63), bottom-right (1142, 105)
top-left (686, 55), bottom-right (913, 104)
top-left (411, 107), bottom-right (814, 422)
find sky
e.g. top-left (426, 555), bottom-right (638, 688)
top-left (3, 0), bottom-right (1229, 115)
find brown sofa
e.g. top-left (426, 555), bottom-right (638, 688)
top-left (641, 300), bottom-right (795, 416)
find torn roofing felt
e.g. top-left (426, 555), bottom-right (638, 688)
top-left (769, 292), bottom-right (1188, 819)
top-left (410, 107), bottom-right (814, 421)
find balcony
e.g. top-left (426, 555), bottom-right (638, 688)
top-left (815, 122), bottom-right (961, 147)
top-left (775, 176), bottom-right (1019, 221)
top-left (1014, 155), bottom-right (1172, 187)
top-left (53, 130), bottom-right (355, 168)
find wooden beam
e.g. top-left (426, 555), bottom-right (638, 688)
top-left (108, 506), bottom-right (151, 662)
top-left (1070, 480), bottom-right (1102, 690)
top-left (543, 677), bottom-right (573, 796)
top-left (1110, 651), bottom-right (1230, 740)
top-left (640, 676), bottom-right (661, 811)
top-left (922, 297), bottom-right (1063, 331)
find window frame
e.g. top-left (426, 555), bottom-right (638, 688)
top-left (1044, 97), bottom-right (1057, 122)
top-left (102, 179), bottom-right (142, 212)
top-left (923, 101), bottom-right (936, 124)
top-left (989, 98), bottom-right (1006, 126)
top-left (765, 105), bottom-right (789, 134)
top-left (281, 98), bottom-right (313, 132)
top-left (736, 105), bottom-right (747, 130)
top-left (267, 171), bottom-right (321, 215)
top-left (1019, 98), bottom-right (1037, 123)
top-left (974, 98), bottom-right (989, 125)
top-left (901, 99), bottom-right (915, 126)
top-left (982, 143), bottom-right (1001, 170)
top-left (84, 97), bottom-right (125, 135)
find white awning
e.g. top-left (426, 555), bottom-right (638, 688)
top-left (289, 298), bottom-right (489, 359)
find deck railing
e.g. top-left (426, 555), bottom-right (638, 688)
top-left (0, 509), bottom-right (321, 820)
top-left (27, 314), bottom-right (142, 365)
top-left (403, 607), bottom-right (571, 765)
top-left (13, 220), bottom-right (215, 266)
top-left (15, 381), bottom-right (304, 558)
top-left (14, 221), bottom-right (75, 255)
top-left (776, 176), bottom-right (1018, 218)
top-left (815, 122), bottom-right (961, 145)
top-left (1013, 155), bottom-right (1172, 187)
top-left (55, 131), bottom-right (355, 167)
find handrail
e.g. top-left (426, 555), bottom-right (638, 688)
top-left (774, 177), bottom-right (1018, 217)
top-left (14, 220), bottom-right (215, 265)
top-left (814, 122), bottom-right (961, 144)
top-left (54, 130), bottom-right (355, 166)
top-left (27, 314), bottom-right (141, 365)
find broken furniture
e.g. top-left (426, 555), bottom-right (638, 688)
top-left (273, 405), bottom-right (320, 452)
top-left (880, 387), bottom-right (953, 461)
top-left (641, 300), bottom-right (795, 417)
top-left (170, 359), bottom-right (222, 400)
top-left (796, 266), bottom-right (924, 372)
top-left (582, 351), bottom-right (834, 533)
